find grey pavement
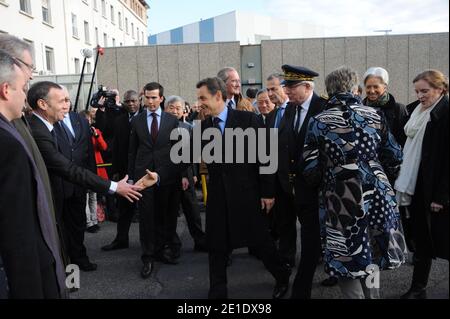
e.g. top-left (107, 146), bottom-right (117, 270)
top-left (71, 209), bottom-right (449, 299)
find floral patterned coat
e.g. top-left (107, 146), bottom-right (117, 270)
top-left (302, 93), bottom-right (407, 279)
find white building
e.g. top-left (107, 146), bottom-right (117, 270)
top-left (0, 0), bottom-right (149, 75)
top-left (149, 10), bottom-right (325, 45)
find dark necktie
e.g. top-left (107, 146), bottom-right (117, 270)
top-left (212, 117), bottom-right (222, 134)
top-left (275, 107), bottom-right (283, 128)
top-left (60, 121), bottom-right (75, 145)
top-left (50, 129), bottom-right (58, 148)
top-left (227, 100), bottom-right (234, 110)
top-left (294, 105), bottom-right (302, 134)
top-left (151, 112), bottom-right (158, 143)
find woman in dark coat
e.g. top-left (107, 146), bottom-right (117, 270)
top-left (395, 70), bottom-right (449, 299)
top-left (363, 67), bottom-right (409, 148)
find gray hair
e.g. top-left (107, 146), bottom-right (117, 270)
top-left (266, 73), bottom-right (284, 82)
top-left (302, 81), bottom-right (315, 90)
top-left (217, 67), bottom-right (238, 83)
top-left (123, 89), bottom-right (138, 101)
top-left (325, 67), bottom-right (359, 97)
top-left (165, 95), bottom-right (185, 108)
top-left (256, 88), bottom-right (268, 98)
top-left (363, 67), bottom-right (389, 86)
top-left (0, 34), bottom-right (33, 60)
top-left (0, 49), bottom-right (20, 86)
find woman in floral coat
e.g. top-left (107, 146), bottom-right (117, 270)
top-left (301, 67), bottom-right (407, 299)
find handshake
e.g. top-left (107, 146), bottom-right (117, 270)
top-left (115, 170), bottom-right (159, 203)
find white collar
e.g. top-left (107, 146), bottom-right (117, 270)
top-left (146, 107), bottom-right (162, 117)
top-left (33, 112), bottom-right (54, 132)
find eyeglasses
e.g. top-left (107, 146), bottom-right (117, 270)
top-left (14, 57), bottom-right (36, 72)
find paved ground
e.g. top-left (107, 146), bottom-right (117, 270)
top-left (71, 208), bottom-right (449, 300)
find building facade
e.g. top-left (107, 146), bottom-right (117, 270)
top-left (0, 0), bottom-right (149, 75)
top-left (149, 10), bottom-right (325, 46)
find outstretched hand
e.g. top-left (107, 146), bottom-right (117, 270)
top-left (261, 198), bottom-right (275, 215)
top-left (135, 169), bottom-right (159, 189)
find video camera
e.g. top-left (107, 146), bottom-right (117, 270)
top-left (90, 85), bottom-right (118, 109)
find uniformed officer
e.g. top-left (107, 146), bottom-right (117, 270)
top-left (281, 65), bottom-right (327, 299)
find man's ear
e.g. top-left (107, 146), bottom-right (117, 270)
top-left (0, 82), bottom-right (10, 100)
top-left (36, 98), bottom-right (47, 111)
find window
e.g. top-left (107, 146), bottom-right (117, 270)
top-left (23, 39), bottom-right (35, 67)
top-left (95, 27), bottom-right (99, 45)
top-left (110, 5), bottom-right (114, 24)
top-left (131, 23), bottom-right (134, 38)
top-left (118, 12), bottom-right (122, 30)
top-left (142, 31), bottom-right (145, 44)
top-left (84, 21), bottom-right (90, 44)
top-left (101, 0), bottom-right (106, 17)
top-left (72, 13), bottom-right (78, 38)
top-left (103, 33), bottom-right (107, 47)
top-left (74, 58), bottom-right (80, 74)
top-left (137, 27), bottom-right (140, 42)
top-left (42, 0), bottom-right (51, 24)
top-left (45, 46), bottom-right (54, 73)
top-left (86, 62), bottom-right (92, 73)
top-left (93, 0), bottom-right (97, 11)
top-left (112, 38), bottom-right (116, 47)
top-left (125, 17), bottom-right (129, 34)
top-left (20, 0), bottom-right (31, 14)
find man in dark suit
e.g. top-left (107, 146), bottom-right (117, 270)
top-left (0, 50), bottom-right (65, 298)
top-left (26, 81), bottom-right (143, 272)
top-left (128, 82), bottom-right (181, 279)
top-left (102, 90), bottom-right (141, 251)
top-left (165, 95), bottom-right (207, 255)
top-left (282, 65), bottom-right (327, 299)
top-left (145, 77), bottom-right (291, 299)
top-left (53, 86), bottom-right (98, 271)
top-left (0, 34), bottom-right (68, 267)
top-left (264, 73), bottom-right (298, 269)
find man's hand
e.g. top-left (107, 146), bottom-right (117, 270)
top-left (261, 198), bottom-right (275, 214)
top-left (193, 176), bottom-right (198, 185)
top-left (431, 202), bottom-right (444, 213)
top-left (182, 177), bottom-right (189, 191)
top-left (116, 175), bottom-right (143, 202)
top-left (135, 169), bottom-right (159, 189)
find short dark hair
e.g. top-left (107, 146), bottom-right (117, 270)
top-left (246, 87), bottom-right (259, 99)
top-left (143, 82), bottom-right (164, 97)
top-left (196, 77), bottom-right (227, 102)
top-left (27, 81), bottom-right (62, 110)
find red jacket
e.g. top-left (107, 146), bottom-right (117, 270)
top-left (91, 128), bottom-right (108, 180)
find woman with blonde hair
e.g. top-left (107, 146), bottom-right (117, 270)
top-left (396, 70), bottom-right (449, 299)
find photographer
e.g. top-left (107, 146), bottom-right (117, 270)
top-left (90, 86), bottom-right (126, 221)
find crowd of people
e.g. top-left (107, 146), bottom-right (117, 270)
top-left (0, 33), bottom-right (448, 300)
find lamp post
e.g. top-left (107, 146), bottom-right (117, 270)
top-left (85, 46), bottom-right (104, 111)
top-left (73, 48), bottom-right (93, 112)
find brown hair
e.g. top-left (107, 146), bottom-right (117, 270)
top-left (413, 69), bottom-right (449, 95)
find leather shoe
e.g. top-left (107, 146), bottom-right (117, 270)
top-left (141, 261), bottom-right (154, 279)
top-left (272, 281), bottom-right (289, 299)
top-left (78, 261), bottom-right (97, 272)
top-left (194, 241), bottom-right (208, 252)
top-left (101, 241), bottom-right (129, 251)
top-left (321, 276), bottom-right (338, 287)
top-left (400, 288), bottom-right (427, 299)
top-left (157, 248), bottom-right (179, 265)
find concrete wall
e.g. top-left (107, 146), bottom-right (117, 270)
top-left (98, 42), bottom-right (241, 104)
top-left (262, 32), bottom-right (449, 104)
top-left (98, 33), bottom-right (448, 105)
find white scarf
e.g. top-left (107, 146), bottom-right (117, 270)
top-left (394, 96), bottom-right (442, 206)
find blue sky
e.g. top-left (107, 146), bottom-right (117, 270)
top-left (147, 0), bottom-right (449, 37)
